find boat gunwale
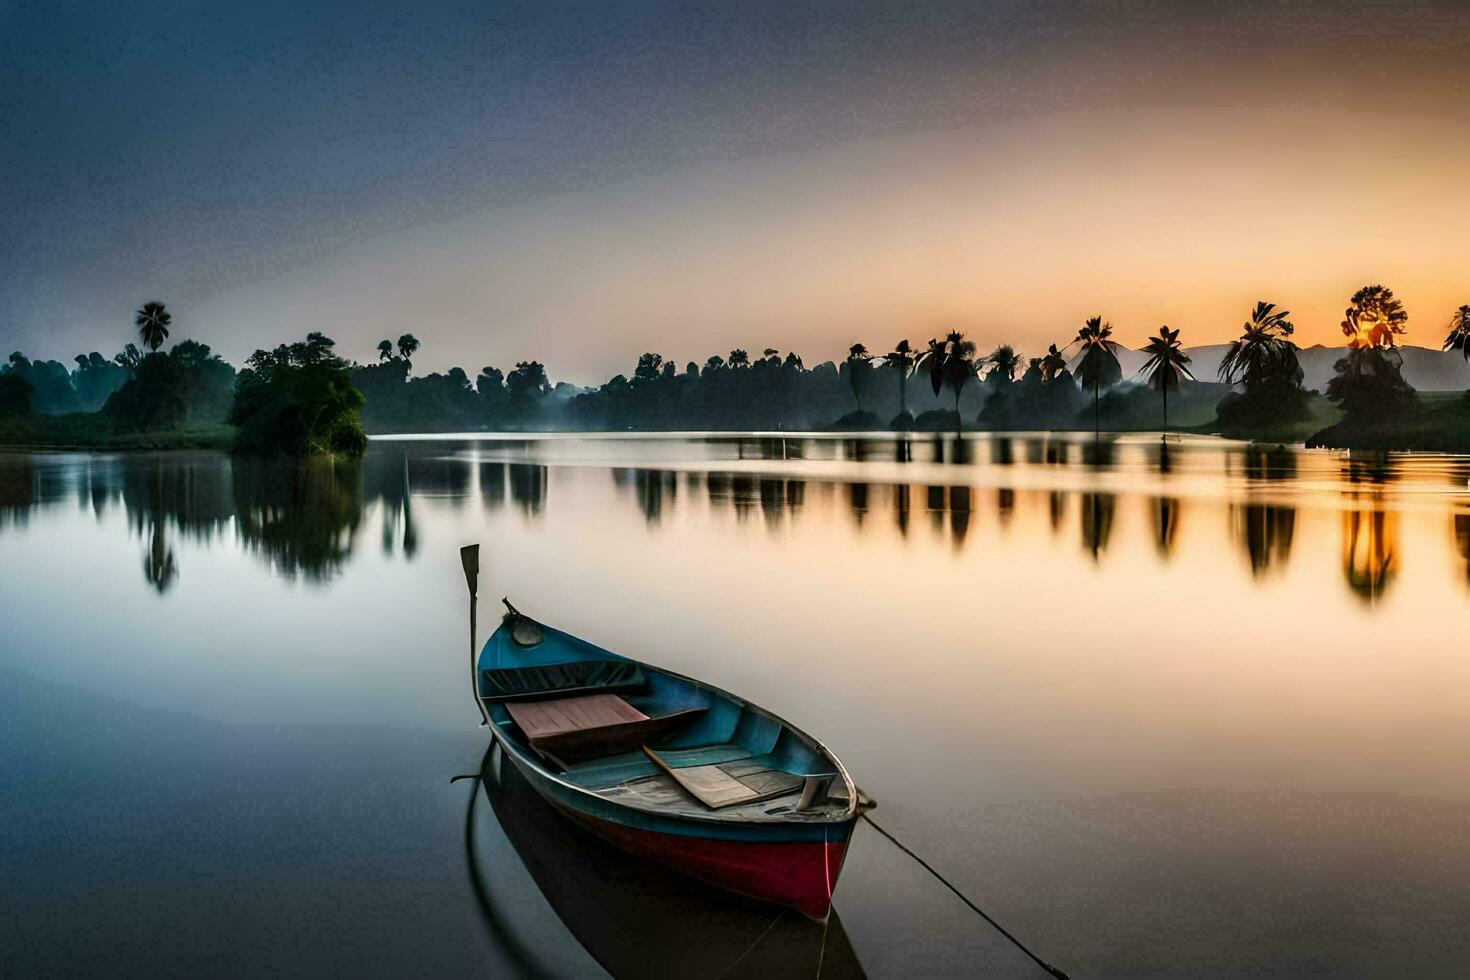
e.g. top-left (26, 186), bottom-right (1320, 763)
top-left (478, 631), bottom-right (859, 828)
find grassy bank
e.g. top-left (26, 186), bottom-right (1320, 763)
top-left (1305, 391), bottom-right (1470, 452)
top-left (1188, 392), bottom-right (1344, 444)
top-left (0, 413), bottom-right (235, 451)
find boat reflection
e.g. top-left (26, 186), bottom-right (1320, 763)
top-left (473, 743), bottom-right (865, 979)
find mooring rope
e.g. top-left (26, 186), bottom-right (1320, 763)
top-left (860, 812), bottom-right (1070, 980)
top-left (715, 909), bottom-right (786, 980)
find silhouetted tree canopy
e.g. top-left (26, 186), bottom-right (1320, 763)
top-left (231, 333), bottom-right (366, 456)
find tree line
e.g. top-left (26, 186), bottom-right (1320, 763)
top-left (4, 285), bottom-right (1469, 453)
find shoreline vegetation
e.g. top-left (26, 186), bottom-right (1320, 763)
top-left (3, 290), bottom-right (1469, 455)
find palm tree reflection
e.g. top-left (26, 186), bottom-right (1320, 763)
top-left (1080, 493), bottom-right (1115, 561)
top-left (1232, 445), bottom-right (1297, 578)
top-left (1152, 497), bottom-right (1180, 558)
top-left (1454, 513), bottom-right (1470, 586)
top-left (949, 485), bottom-right (971, 548)
top-left (847, 482), bottom-right (870, 527)
top-left (893, 483), bottom-right (911, 537)
top-left (1049, 491), bottom-right (1067, 534)
top-left (142, 521), bottom-right (177, 593)
top-left (1234, 503), bottom-right (1296, 577)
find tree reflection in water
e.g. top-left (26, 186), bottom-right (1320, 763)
top-left (1341, 453), bottom-right (1399, 604)
top-left (847, 481), bottom-right (870, 529)
top-left (893, 483), bottom-right (911, 538)
top-left (1049, 491), bottom-right (1067, 534)
top-left (1454, 512), bottom-right (1470, 586)
top-left (1231, 445), bottom-right (1297, 578)
top-left (1342, 506), bottom-right (1398, 603)
top-left (4, 439), bottom-right (1467, 607)
top-left (997, 488), bottom-right (1015, 529)
top-left (1081, 492), bottom-right (1115, 561)
top-left (1152, 497), bottom-right (1181, 559)
top-left (949, 485), bottom-right (971, 549)
top-left (233, 456), bottom-right (364, 581)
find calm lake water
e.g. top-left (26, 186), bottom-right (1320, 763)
top-left (4, 433), bottom-right (1470, 977)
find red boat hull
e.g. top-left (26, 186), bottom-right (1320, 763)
top-left (553, 800), bottom-right (849, 920)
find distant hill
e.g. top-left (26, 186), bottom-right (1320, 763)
top-left (1099, 344), bottom-right (1470, 392)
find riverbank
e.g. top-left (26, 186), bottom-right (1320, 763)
top-left (1305, 391), bottom-right (1470, 452)
top-left (0, 413), bottom-right (235, 451)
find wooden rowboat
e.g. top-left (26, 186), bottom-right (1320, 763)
top-left (475, 602), bottom-right (860, 920)
top-left (475, 740), bottom-right (867, 977)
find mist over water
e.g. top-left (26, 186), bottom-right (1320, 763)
top-left (4, 434), bottom-right (1470, 977)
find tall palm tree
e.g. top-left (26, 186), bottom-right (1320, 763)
top-left (984, 344), bottom-right (1022, 383)
top-left (1138, 325), bottom-right (1194, 432)
top-left (1217, 301), bottom-right (1300, 389)
top-left (884, 339), bottom-right (917, 418)
top-left (916, 337), bottom-right (947, 402)
top-left (914, 332), bottom-right (976, 427)
top-left (1039, 343), bottom-right (1068, 383)
top-left (1074, 316), bottom-right (1121, 433)
top-left (844, 343), bottom-right (870, 411)
top-left (377, 339), bottom-right (394, 362)
top-left (1443, 305), bottom-right (1470, 374)
top-left (135, 301), bottom-right (171, 353)
top-left (397, 333), bottom-right (421, 363)
top-left (942, 331), bottom-right (977, 418)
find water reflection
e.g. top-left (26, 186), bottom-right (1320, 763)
top-left (1341, 454), bottom-right (1399, 603)
top-left (1343, 506), bottom-right (1398, 603)
top-left (1080, 493), bottom-right (1116, 562)
top-left (1456, 513), bottom-right (1470, 585)
top-left (893, 484), bottom-right (912, 537)
top-left (233, 458), bottom-right (365, 581)
top-left (1232, 446), bottom-right (1298, 578)
top-left (4, 436), bottom-right (1470, 610)
top-left (949, 485), bottom-right (972, 549)
top-left (1234, 503), bottom-right (1296, 577)
top-left (1152, 497), bottom-right (1181, 558)
top-left (476, 744), bottom-right (865, 978)
top-left (507, 463), bottom-right (548, 516)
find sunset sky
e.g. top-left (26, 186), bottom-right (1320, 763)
top-left (5, 1), bottom-right (1470, 382)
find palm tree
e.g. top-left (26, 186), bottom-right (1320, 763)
top-left (844, 343), bottom-right (870, 411)
top-left (377, 339), bottom-right (394, 362)
top-left (1039, 343), bottom-right (1068, 383)
top-left (912, 332), bottom-right (979, 426)
top-left (1138, 326), bottom-right (1194, 432)
top-left (984, 344), bottom-right (1022, 383)
top-left (916, 337), bottom-right (947, 402)
top-left (1442, 305), bottom-right (1470, 374)
top-left (941, 331), bottom-right (977, 420)
top-left (884, 340), bottom-right (917, 418)
top-left (135, 301), bottom-right (171, 353)
top-left (1074, 316), bottom-right (1121, 433)
top-left (397, 333), bottom-right (421, 363)
top-left (1217, 301), bottom-right (1300, 389)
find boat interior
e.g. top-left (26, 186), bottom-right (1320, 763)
top-left (479, 624), bottom-right (853, 823)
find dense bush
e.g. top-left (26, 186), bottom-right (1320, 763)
top-left (102, 341), bottom-right (235, 431)
top-left (230, 333), bottom-right (366, 457)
